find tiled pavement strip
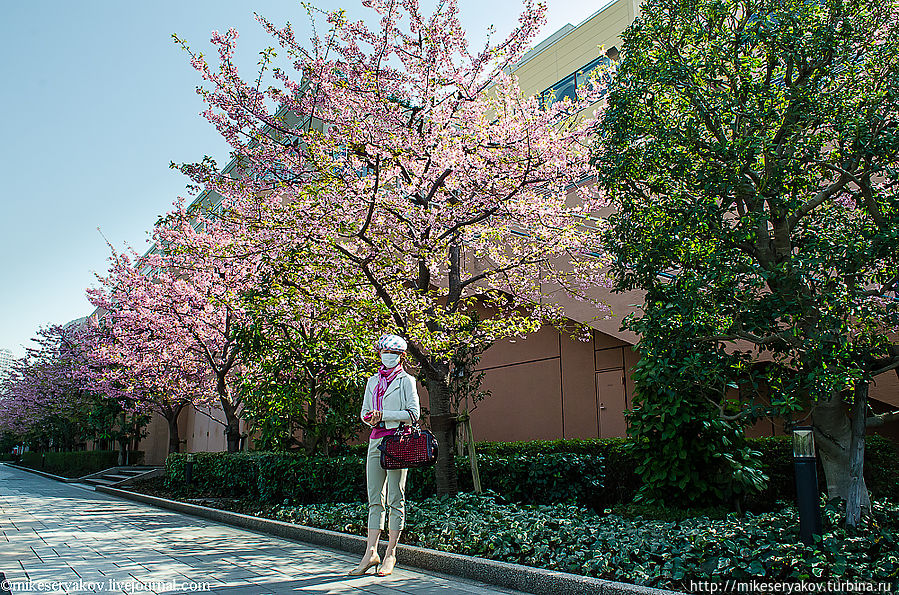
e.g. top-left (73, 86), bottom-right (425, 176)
top-left (0, 464), bottom-right (523, 595)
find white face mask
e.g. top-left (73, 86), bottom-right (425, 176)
top-left (380, 352), bottom-right (401, 368)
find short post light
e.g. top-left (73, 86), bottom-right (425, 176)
top-left (185, 453), bottom-right (196, 487)
top-left (792, 426), bottom-right (822, 545)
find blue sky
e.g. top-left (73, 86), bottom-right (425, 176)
top-left (0, 0), bottom-right (603, 357)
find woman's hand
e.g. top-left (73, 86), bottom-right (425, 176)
top-left (367, 411), bottom-right (383, 425)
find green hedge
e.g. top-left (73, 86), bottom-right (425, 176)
top-left (744, 435), bottom-right (899, 510)
top-left (474, 438), bottom-right (639, 509)
top-left (19, 450), bottom-right (144, 478)
top-left (166, 435), bottom-right (898, 510)
top-left (0, 453), bottom-right (18, 462)
top-left (474, 435), bottom-right (899, 510)
top-left (164, 450), bottom-right (605, 508)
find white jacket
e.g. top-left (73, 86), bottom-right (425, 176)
top-left (360, 370), bottom-right (422, 430)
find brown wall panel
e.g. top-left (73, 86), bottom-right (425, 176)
top-left (594, 330), bottom-right (629, 350)
top-left (185, 405), bottom-right (224, 452)
top-left (870, 372), bottom-right (899, 408)
top-left (869, 397), bottom-right (899, 441)
top-left (182, 404), bottom-right (250, 453)
top-left (478, 324), bottom-right (561, 369)
top-left (471, 358), bottom-right (563, 442)
top-left (561, 333), bottom-right (599, 439)
top-left (595, 346), bottom-right (625, 371)
top-left (181, 406), bottom-right (196, 452)
top-left (137, 414), bottom-right (170, 465)
top-left (746, 419), bottom-right (777, 438)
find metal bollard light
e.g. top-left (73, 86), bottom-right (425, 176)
top-left (185, 453), bottom-right (195, 487)
top-left (792, 426), bottom-right (823, 545)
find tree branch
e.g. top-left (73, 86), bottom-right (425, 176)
top-left (866, 410), bottom-right (899, 428)
top-left (788, 176), bottom-right (850, 229)
top-left (870, 357), bottom-right (899, 377)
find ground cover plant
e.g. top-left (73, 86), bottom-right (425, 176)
top-left (124, 434), bottom-right (899, 590)
top-left (124, 476), bottom-right (899, 591)
top-left (269, 494), bottom-right (899, 589)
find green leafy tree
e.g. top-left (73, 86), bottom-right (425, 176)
top-left (595, 0), bottom-right (899, 522)
top-left (625, 322), bottom-right (768, 508)
top-left (236, 269), bottom-right (386, 455)
top-left (87, 400), bottom-right (150, 464)
top-left (0, 430), bottom-right (19, 454)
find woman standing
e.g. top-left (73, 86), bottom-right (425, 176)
top-left (350, 334), bottom-right (421, 577)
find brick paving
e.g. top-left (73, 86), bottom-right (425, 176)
top-left (0, 463), bottom-right (522, 595)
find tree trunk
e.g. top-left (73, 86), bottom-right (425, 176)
top-left (215, 372), bottom-right (242, 453)
top-left (166, 407), bottom-right (183, 455)
top-left (425, 376), bottom-right (458, 495)
top-left (846, 382), bottom-right (868, 527)
top-left (130, 415), bottom-right (143, 452)
top-left (304, 381), bottom-right (319, 455)
top-left (118, 413), bottom-right (128, 465)
top-left (811, 390), bottom-right (871, 513)
top-left (463, 416), bottom-right (483, 494)
top-left (219, 397), bottom-right (241, 453)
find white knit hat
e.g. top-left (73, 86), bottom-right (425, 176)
top-left (377, 334), bottom-right (408, 352)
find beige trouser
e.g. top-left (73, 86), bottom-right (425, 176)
top-left (366, 438), bottom-right (408, 531)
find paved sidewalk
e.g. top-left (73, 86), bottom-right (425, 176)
top-left (0, 464), bottom-right (521, 595)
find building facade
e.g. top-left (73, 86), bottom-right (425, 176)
top-left (0, 349), bottom-right (15, 382)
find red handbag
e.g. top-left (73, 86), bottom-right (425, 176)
top-left (377, 422), bottom-right (439, 470)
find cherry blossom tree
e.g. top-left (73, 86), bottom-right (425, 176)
top-left (0, 328), bottom-right (82, 446)
top-left (175, 0), bottom-right (610, 493)
top-left (84, 312), bottom-right (212, 455)
top-left (0, 324), bottom-right (147, 456)
top-left (89, 205), bottom-right (259, 453)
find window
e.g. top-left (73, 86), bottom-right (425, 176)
top-left (575, 55), bottom-right (610, 96)
top-left (539, 49), bottom-right (616, 109)
top-left (540, 73), bottom-right (572, 109)
top-left (544, 72), bottom-right (577, 107)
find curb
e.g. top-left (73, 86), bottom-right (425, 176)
top-left (94, 485), bottom-right (682, 595)
top-left (4, 462), bottom-right (76, 483)
top-left (2, 462), bottom-right (162, 487)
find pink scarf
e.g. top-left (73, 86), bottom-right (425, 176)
top-left (370, 364), bottom-right (404, 439)
top-left (374, 364), bottom-right (404, 411)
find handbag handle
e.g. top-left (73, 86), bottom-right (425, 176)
top-left (389, 409), bottom-right (419, 437)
